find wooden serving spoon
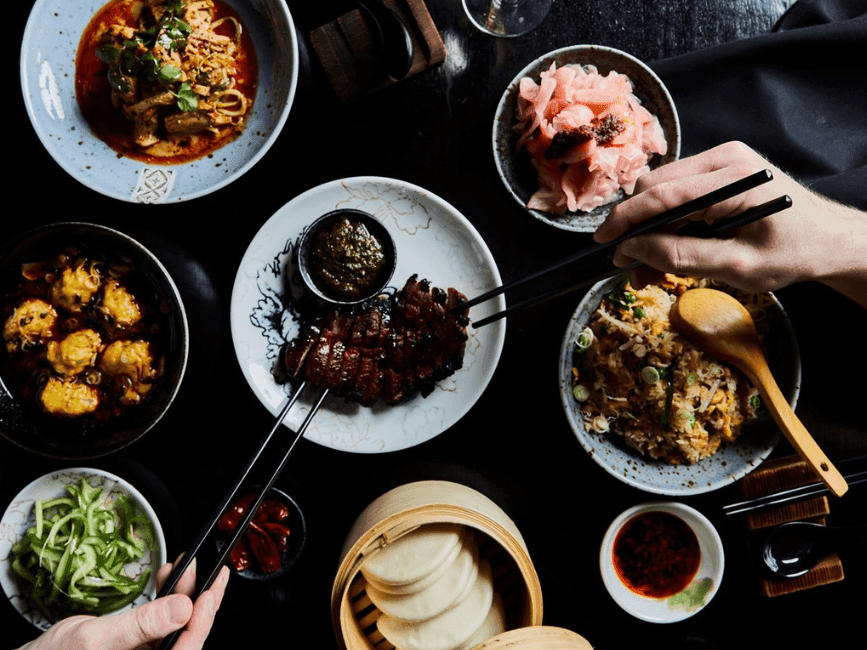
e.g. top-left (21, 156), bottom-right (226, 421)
top-left (670, 288), bottom-right (848, 497)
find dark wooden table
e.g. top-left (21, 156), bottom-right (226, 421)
top-left (6, 1), bottom-right (866, 648)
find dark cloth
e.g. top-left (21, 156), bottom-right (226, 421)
top-left (651, 0), bottom-right (867, 209)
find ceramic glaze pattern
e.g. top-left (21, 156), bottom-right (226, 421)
top-left (134, 169), bottom-right (178, 203)
top-left (20, 0), bottom-right (298, 203)
top-left (0, 468), bottom-right (167, 631)
top-left (231, 177), bottom-right (506, 453)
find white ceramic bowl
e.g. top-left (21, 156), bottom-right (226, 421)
top-left (493, 44), bottom-right (680, 232)
top-left (600, 501), bottom-right (723, 623)
top-left (20, 0), bottom-right (299, 203)
top-left (0, 467), bottom-right (168, 630)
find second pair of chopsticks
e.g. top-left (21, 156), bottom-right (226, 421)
top-left (723, 468), bottom-right (867, 516)
top-left (156, 381), bottom-right (328, 650)
top-left (459, 169), bottom-right (780, 322)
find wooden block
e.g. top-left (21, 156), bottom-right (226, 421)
top-left (309, 21), bottom-right (365, 102)
top-left (310, 0), bottom-right (447, 104)
top-left (739, 455), bottom-right (844, 596)
top-left (759, 555), bottom-right (845, 597)
top-left (403, 0), bottom-right (447, 65)
top-left (740, 454), bottom-right (822, 501)
top-left (745, 497), bottom-right (829, 531)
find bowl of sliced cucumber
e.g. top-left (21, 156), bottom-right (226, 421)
top-left (0, 467), bottom-right (167, 630)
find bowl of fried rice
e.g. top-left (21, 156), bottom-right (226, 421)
top-left (558, 273), bottom-right (801, 495)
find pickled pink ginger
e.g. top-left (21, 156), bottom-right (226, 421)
top-left (514, 63), bottom-right (668, 214)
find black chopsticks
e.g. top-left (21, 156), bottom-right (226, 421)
top-left (458, 169), bottom-right (776, 317)
top-left (156, 382), bottom-right (327, 650)
top-left (471, 193), bottom-right (793, 328)
top-left (723, 469), bottom-right (867, 516)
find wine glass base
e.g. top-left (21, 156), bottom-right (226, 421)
top-left (462, 0), bottom-right (553, 38)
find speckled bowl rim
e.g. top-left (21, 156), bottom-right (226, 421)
top-left (558, 276), bottom-right (801, 496)
top-left (493, 44), bottom-right (681, 232)
top-left (19, 0), bottom-right (299, 203)
top-left (0, 466), bottom-right (168, 631)
top-left (599, 501), bottom-right (724, 623)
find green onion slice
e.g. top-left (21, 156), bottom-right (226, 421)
top-left (575, 327), bottom-right (594, 351)
top-left (572, 385), bottom-right (589, 402)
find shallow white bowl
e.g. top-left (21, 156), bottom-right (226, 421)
top-left (599, 501), bottom-right (723, 623)
top-left (493, 44), bottom-right (681, 232)
top-left (20, 0), bottom-right (298, 203)
top-left (0, 467), bottom-right (168, 630)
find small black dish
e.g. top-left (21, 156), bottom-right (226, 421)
top-left (214, 486), bottom-right (307, 581)
top-left (297, 209), bottom-right (397, 306)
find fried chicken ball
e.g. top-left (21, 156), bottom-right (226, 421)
top-left (3, 298), bottom-right (58, 355)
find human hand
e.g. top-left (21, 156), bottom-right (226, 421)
top-left (26, 559), bottom-right (230, 650)
top-left (593, 141), bottom-right (867, 304)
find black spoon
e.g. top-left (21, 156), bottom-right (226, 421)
top-left (762, 521), bottom-right (867, 578)
top-left (356, 0), bottom-right (414, 79)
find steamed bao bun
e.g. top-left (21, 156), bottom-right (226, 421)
top-left (362, 523), bottom-right (465, 589)
top-left (367, 530), bottom-right (480, 622)
top-left (361, 523), bottom-right (506, 650)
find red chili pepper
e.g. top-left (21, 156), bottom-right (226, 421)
top-left (246, 521), bottom-right (282, 573)
top-left (258, 500), bottom-right (290, 522)
top-left (228, 537), bottom-right (252, 572)
top-left (218, 495), bottom-right (292, 573)
top-left (217, 493), bottom-right (255, 532)
top-left (260, 521), bottom-right (292, 551)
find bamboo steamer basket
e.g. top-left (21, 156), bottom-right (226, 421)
top-left (468, 627), bottom-right (593, 649)
top-left (332, 480), bottom-right (545, 650)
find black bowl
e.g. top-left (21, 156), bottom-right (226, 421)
top-left (214, 486), bottom-right (307, 581)
top-left (0, 222), bottom-right (189, 459)
top-left (296, 209), bottom-right (397, 306)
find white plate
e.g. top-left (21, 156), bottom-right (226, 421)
top-left (230, 177), bottom-right (505, 453)
top-left (600, 501), bottom-right (724, 623)
top-left (558, 276), bottom-right (801, 495)
top-left (0, 467), bottom-right (167, 631)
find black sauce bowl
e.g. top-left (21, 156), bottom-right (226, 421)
top-left (213, 486), bottom-right (307, 581)
top-left (0, 222), bottom-right (189, 459)
top-left (296, 209), bottom-right (397, 306)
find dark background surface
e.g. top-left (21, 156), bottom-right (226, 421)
top-left (5, 1), bottom-right (867, 648)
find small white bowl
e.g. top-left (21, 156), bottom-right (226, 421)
top-left (599, 501), bottom-right (723, 623)
top-left (0, 467), bottom-right (167, 630)
top-left (493, 44), bottom-right (681, 232)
